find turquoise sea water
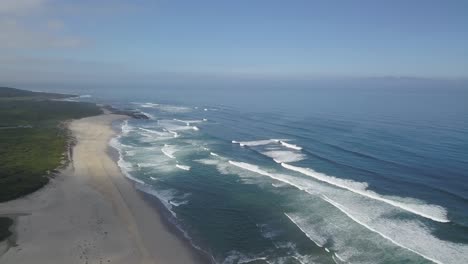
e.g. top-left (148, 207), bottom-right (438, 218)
top-left (65, 85), bottom-right (468, 263)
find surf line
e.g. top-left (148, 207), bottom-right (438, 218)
top-left (281, 163), bottom-right (449, 223)
top-left (284, 213), bottom-right (324, 248)
top-left (321, 195), bottom-right (443, 264)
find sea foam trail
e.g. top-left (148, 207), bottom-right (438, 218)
top-left (261, 150), bottom-right (306, 163)
top-left (284, 213), bottom-right (324, 248)
top-left (176, 164), bottom-right (191, 171)
top-left (109, 136), bottom-right (145, 185)
top-left (137, 102), bottom-right (159, 108)
top-left (121, 120), bottom-right (132, 134)
top-left (200, 159), bottom-right (467, 263)
top-left (281, 163), bottom-right (449, 223)
top-left (279, 140), bottom-right (302, 150)
top-left (161, 144), bottom-right (176, 159)
top-left (141, 112), bottom-right (155, 119)
top-left (227, 161), bottom-right (309, 192)
top-left (137, 104), bottom-right (191, 113)
top-left (232, 139), bottom-right (281, 147)
top-left (173, 119), bottom-right (204, 126)
top-left (165, 130), bottom-right (179, 138)
top-left (321, 195), bottom-right (443, 264)
top-left (229, 161), bottom-right (464, 263)
top-left (139, 127), bottom-right (171, 137)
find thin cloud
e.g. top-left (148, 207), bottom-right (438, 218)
top-left (0, 0), bottom-right (46, 15)
top-left (0, 0), bottom-right (86, 49)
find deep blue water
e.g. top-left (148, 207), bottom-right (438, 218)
top-left (51, 85), bottom-right (468, 263)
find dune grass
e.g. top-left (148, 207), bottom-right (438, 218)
top-left (0, 87), bottom-right (102, 241)
top-left (0, 217), bottom-right (13, 242)
top-left (0, 95), bottom-right (102, 202)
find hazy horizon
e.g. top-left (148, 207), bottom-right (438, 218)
top-left (1, 0), bottom-right (468, 87)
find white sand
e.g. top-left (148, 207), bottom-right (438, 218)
top-left (0, 114), bottom-right (206, 264)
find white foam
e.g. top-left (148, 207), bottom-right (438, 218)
top-left (176, 164), bottom-right (191, 171)
top-left (333, 253), bottom-right (345, 262)
top-left (284, 213), bottom-right (324, 248)
top-left (281, 163), bottom-right (449, 223)
top-left (262, 150), bottom-right (306, 163)
top-left (109, 135), bottom-right (145, 185)
top-left (321, 195), bottom-right (444, 264)
top-left (215, 160), bottom-right (465, 263)
top-left (232, 139), bottom-right (280, 147)
top-left (161, 144), bottom-right (176, 159)
top-left (137, 102), bottom-right (159, 108)
top-left (136, 185), bottom-right (177, 217)
top-left (227, 161), bottom-right (309, 192)
top-left (121, 120), bottom-right (133, 134)
top-left (166, 130), bottom-right (179, 138)
top-left (137, 162), bottom-right (158, 168)
top-left (232, 139), bottom-right (303, 152)
top-left (279, 140), bottom-right (302, 150)
top-left (158, 105), bottom-right (192, 113)
top-left (173, 119), bottom-right (204, 126)
top-left (195, 158), bottom-right (219, 166)
top-left (125, 150), bottom-right (136, 156)
top-left (291, 256), bottom-right (308, 264)
top-left (272, 182), bottom-right (288, 188)
top-left (139, 111), bottom-right (155, 119)
top-left (210, 152), bottom-right (219, 157)
top-left (117, 159), bottom-right (144, 185)
top-left (139, 127), bottom-right (171, 137)
top-left (238, 257), bottom-right (267, 264)
top-left (223, 251), bottom-right (268, 264)
top-left (159, 120), bottom-right (199, 134)
top-left (169, 200), bottom-right (189, 207)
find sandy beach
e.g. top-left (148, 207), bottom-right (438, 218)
top-left (0, 114), bottom-right (207, 264)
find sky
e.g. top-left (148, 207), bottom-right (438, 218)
top-left (1, 0), bottom-right (467, 87)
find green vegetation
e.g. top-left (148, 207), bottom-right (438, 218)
top-left (0, 86), bottom-right (70, 100)
top-left (0, 217), bottom-right (13, 241)
top-left (0, 87), bottom-right (102, 202)
top-left (0, 87), bottom-right (102, 241)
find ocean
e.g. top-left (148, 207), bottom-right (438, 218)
top-left (58, 84), bottom-right (468, 263)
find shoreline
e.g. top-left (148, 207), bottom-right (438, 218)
top-left (106, 121), bottom-right (213, 263)
top-left (0, 113), bottom-right (208, 264)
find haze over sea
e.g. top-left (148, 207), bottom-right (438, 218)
top-left (40, 82), bottom-right (468, 264)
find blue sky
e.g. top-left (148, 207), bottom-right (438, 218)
top-left (1, 0), bottom-right (467, 85)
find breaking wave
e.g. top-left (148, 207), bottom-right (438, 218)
top-left (176, 164), bottom-right (191, 171)
top-left (161, 144), bottom-right (176, 159)
top-left (281, 163), bottom-right (449, 223)
top-left (279, 140), bottom-right (302, 150)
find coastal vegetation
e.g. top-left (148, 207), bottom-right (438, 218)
top-left (0, 217), bottom-right (13, 241)
top-left (0, 87), bottom-right (102, 201)
top-left (0, 87), bottom-right (102, 240)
